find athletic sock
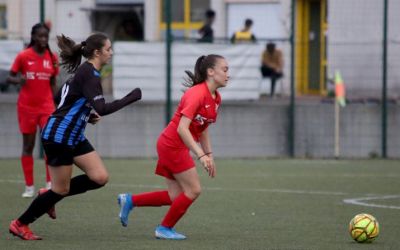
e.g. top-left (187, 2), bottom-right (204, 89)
top-left (161, 193), bottom-right (194, 228)
top-left (21, 155), bottom-right (34, 186)
top-left (67, 175), bottom-right (104, 196)
top-left (44, 155), bottom-right (51, 183)
top-left (18, 190), bottom-right (64, 225)
top-left (132, 190), bottom-right (172, 207)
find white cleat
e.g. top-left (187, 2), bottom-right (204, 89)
top-left (22, 186), bottom-right (35, 198)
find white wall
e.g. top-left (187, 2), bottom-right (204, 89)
top-left (54, 0), bottom-right (91, 41)
top-left (112, 42), bottom-right (291, 101)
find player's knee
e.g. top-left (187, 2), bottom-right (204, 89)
top-left (92, 173), bottom-right (109, 186)
top-left (187, 186), bottom-right (201, 200)
top-left (22, 144), bottom-right (34, 154)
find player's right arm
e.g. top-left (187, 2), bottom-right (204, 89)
top-left (6, 72), bottom-right (26, 86)
top-left (7, 53), bottom-right (26, 86)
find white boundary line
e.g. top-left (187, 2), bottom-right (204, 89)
top-left (343, 195), bottom-right (400, 210)
top-left (2, 178), bottom-right (399, 209)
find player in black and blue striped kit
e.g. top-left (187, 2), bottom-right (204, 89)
top-left (9, 32), bottom-right (141, 240)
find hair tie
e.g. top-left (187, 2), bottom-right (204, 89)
top-left (81, 41), bottom-right (87, 46)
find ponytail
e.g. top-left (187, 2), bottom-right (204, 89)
top-left (57, 34), bottom-right (84, 74)
top-left (183, 54), bottom-right (224, 88)
top-left (57, 33), bottom-right (109, 74)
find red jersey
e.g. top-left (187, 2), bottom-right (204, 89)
top-left (161, 82), bottom-right (221, 148)
top-left (11, 47), bottom-right (59, 114)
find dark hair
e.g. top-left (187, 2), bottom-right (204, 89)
top-left (57, 33), bottom-right (109, 73)
top-left (205, 9), bottom-right (216, 19)
top-left (267, 42), bottom-right (276, 52)
top-left (28, 23), bottom-right (57, 71)
top-left (245, 19), bottom-right (253, 27)
top-left (183, 54), bottom-right (224, 88)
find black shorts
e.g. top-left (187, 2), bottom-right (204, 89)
top-left (42, 139), bottom-right (95, 166)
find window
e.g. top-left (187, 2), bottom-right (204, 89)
top-left (160, 0), bottom-right (210, 39)
top-left (0, 5), bottom-right (6, 38)
top-left (161, 0), bottom-right (184, 23)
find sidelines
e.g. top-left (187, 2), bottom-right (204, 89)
top-left (0, 178), bottom-right (347, 196)
top-left (343, 195), bottom-right (400, 210)
top-left (2, 179), bottom-right (399, 209)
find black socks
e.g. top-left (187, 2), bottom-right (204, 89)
top-left (67, 174), bottom-right (104, 196)
top-left (18, 174), bottom-right (104, 225)
top-left (18, 190), bottom-right (64, 225)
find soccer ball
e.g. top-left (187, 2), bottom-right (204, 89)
top-left (349, 213), bottom-right (379, 243)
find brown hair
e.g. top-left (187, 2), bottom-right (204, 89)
top-left (183, 54), bottom-right (224, 87)
top-left (57, 33), bottom-right (109, 73)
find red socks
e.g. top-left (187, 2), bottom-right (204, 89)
top-left (21, 155), bottom-right (52, 186)
top-left (21, 155), bottom-right (34, 186)
top-left (132, 191), bottom-right (172, 207)
top-left (161, 193), bottom-right (193, 228)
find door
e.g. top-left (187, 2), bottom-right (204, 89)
top-left (296, 0), bottom-right (327, 95)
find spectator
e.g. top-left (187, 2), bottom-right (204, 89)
top-left (198, 9), bottom-right (216, 43)
top-left (6, 23), bottom-right (59, 197)
top-left (260, 42), bottom-right (283, 97)
top-left (230, 18), bottom-right (256, 43)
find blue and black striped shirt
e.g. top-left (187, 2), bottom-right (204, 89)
top-left (42, 62), bottom-right (142, 146)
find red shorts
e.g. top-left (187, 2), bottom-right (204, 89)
top-left (155, 136), bottom-right (195, 180)
top-left (18, 108), bottom-right (52, 134)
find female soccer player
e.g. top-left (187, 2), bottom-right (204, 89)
top-left (118, 54), bottom-right (229, 240)
top-left (7, 23), bottom-right (59, 197)
top-left (9, 33), bottom-right (142, 240)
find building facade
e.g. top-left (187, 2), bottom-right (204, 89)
top-left (0, 0), bottom-right (398, 98)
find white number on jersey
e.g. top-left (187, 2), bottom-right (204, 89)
top-left (57, 84), bottom-right (70, 109)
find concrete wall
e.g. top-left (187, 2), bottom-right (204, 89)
top-left (1, 94), bottom-right (399, 159)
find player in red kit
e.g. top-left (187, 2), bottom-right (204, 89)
top-left (118, 54), bottom-right (229, 240)
top-left (7, 23), bottom-right (59, 197)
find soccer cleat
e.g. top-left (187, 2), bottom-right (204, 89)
top-left (9, 220), bottom-right (42, 240)
top-left (38, 188), bottom-right (56, 219)
top-left (155, 225), bottom-right (186, 240)
top-left (118, 193), bottom-right (134, 227)
top-left (22, 186), bottom-right (35, 198)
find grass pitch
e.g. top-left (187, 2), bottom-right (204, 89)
top-left (1, 158), bottom-right (400, 250)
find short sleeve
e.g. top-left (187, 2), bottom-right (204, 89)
top-left (180, 89), bottom-right (202, 120)
top-left (10, 53), bottom-right (23, 74)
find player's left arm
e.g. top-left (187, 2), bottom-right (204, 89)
top-left (50, 76), bottom-right (57, 96)
top-left (50, 52), bottom-right (60, 95)
top-left (199, 128), bottom-right (216, 177)
top-left (178, 116), bottom-right (215, 178)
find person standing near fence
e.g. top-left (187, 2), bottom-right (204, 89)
top-left (230, 18), bottom-right (257, 43)
top-left (9, 32), bottom-right (142, 240)
top-left (198, 9), bottom-right (216, 43)
top-left (7, 23), bottom-right (59, 198)
top-left (117, 54), bottom-right (229, 240)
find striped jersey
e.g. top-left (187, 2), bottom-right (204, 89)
top-left (41, 62), bottom-right (102, 146)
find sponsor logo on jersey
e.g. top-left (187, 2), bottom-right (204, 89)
top-left (43, 60), bottom-right (51, 69)
top-left (26, 72), bottom-right (35, 79)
